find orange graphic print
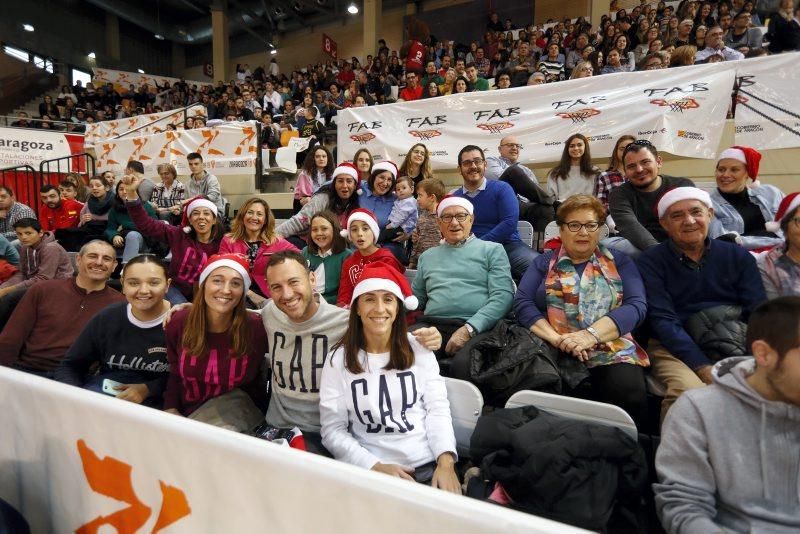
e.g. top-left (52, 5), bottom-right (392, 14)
top-left (130, 138), bottom-right (151, 161)
top-left (98, 143), bottom-right (120, 166)
top-left (234, 127), bottom-right (257, 155)
top-left (75, 440), bottom-right (191, 534)
top-left (198, 129), bottom-right (224, 156)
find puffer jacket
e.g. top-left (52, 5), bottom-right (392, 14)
top-left (471, 405), bottom-right (648, 531)
top-left (684, 304), bottom-right (748, 362)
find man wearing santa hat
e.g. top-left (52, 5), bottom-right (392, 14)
top-left (708, 145), bottom-right (785, 251)
top-left (411, 194), bottom-right (514, 372)
top-left (636, 187), bottom-right (767, 422)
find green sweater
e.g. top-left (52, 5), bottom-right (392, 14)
top-left (303, 247), bottom-right (353, 304)
top-left (412, 236), bottom-right (513, 333)
top-left (105, 203), bottom-right (157, 242)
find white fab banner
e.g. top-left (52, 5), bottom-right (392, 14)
top-left (95, 122), bottom-right (258, 176)
top-left (0, 367), bottom-right (582, 533)
top-left (85, 105), bottom-right (208, 147)
top-left (338, 62), bottom-right (735, 168)
top-left (733, 52), bottom-right (800, 150)
top-left (92, 68), bottom-right (209, 93)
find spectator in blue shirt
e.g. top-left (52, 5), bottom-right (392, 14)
top-left (637, 187), bottom-right (767, 422)
top-left (453, 145), bottom-right (537, 280)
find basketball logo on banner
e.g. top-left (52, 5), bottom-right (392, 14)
top-left (556, 108), bottom-right (602, 123)
top-left (650, 98), bottom-right (700, 113)
top-left (409, 130), bottom-right (442, 141)
top-left (476, 122), bottom-right (514, 134)
top-left (75, 439), bottom-right (191, 533)
top-left (350, 133), bottom-right (376, 144)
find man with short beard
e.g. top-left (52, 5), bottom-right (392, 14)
top-left (259, 251), bottom-right (442, 454)
top-left (0, 240), bottom-right (123, 377)
top-left (0, 186), bottom-right (36, 241)
top-left (607, 141), bottom-right (694, 255)
top-left (39, 184), bottom-right (82, 233)
top-left (725, 11), bottom-right (764, 55)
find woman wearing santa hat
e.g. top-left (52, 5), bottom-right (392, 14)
top-left (358, 160), bottom-right (408, 263)
top-left (320, 263), bottom-right (460, 493)
top-left (276, 162), bottom-right (361, 249)
top-left (758, 193), bottom-right (800, 299)
top-left (163, 253), bottom-right (267, 429)
top-left (708, 146), bottom-right (785, 251)
top-left (123, 174), bottom-right (223, 305)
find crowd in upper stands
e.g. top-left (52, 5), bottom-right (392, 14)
top-left (11, 0), bottom-right (800, 136)
top-left (2, 1), bottom-right (800, 532)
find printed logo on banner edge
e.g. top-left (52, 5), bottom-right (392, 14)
top-left (677, 130), bottom-right (705, 141)
top-left (408, 130), bottom-right (442, 142)
top-left (75, 439), bottom-right (191, 533)
top-left (350, 133), bottom-right (376, 144)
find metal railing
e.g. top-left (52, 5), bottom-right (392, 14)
top-left (39, 153), bottom-right (96, 179)
top-left (111, 103), bottom-right (202, 140)
top-left (0, 115), bottom-right (86, 133)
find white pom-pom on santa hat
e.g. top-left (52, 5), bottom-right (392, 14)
top-left (340, 208), bottom-right (380, 240)
top-left (351, 262), bottom-right (418, 310)
top-left (766, 192), bottom-right (800, 233)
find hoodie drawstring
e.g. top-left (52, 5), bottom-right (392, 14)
top-left (759, 403), bottom-right (769, 501)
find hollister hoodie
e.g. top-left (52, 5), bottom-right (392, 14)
top-left (654, 356), bottom-right (800, 533)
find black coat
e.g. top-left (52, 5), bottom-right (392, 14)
top-left (685, 304), bottom-right (748, 362)
top-left (471, 405), bottom-right (648, 531)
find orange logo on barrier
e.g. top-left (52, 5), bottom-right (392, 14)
top-left (555, 108), bottom-right (601, 123)
top-left (130, 138), bottom-right (151, 161)
top-left (98, 143), bottom-right (120, 166)
top-left (75, 439), bottom-right (191, 533)
top-left (158, 132), bottom-right (185, 158)
top-left (234, 127), bottom-right (257, 156)
top-left (197, 129), bottom-right (225, 156)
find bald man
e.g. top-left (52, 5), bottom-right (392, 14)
top-left (485, 135), bottom-right (554, 230)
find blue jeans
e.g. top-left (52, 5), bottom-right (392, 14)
top-left (601, 236), bottom-right (642, 259)
top-left (122, 231), bottom-right (145, 264)
top-left (165, 285), bottom-right (189, 305)
top-left (504, 240), bottom-right (539, 280)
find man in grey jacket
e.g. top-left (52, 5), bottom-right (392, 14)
top-left (654, 296), bottom-right (800, 533)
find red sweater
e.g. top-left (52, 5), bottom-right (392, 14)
top-left (0, 278), bottom-right (124, 371)
top-left (336, 248), bottom-right (404, 307)
top-left (164, 309), bottom-right (267, 415)
top-left (40, 198), bottom-right (83, 232)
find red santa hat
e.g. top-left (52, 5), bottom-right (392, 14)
top-left (197, 253), bottom-right (251, 292)
top-left (657, 187), bottom-right (713, 218)
top-left (766, 192), bottom-right (800, 233)
top-left (436, 194), bottom-right (474, 217)
top-left (333, 162), bottom-right (362, 194)
top-left (717, 146), bottom-right (762, 186)
top-left (371, 161), bottom-right (398, 180)
top-left (351, 262), bottom-right (418, 310)
top-left (340, 208), bottom-right (380, 240)
top-left (181, 196), bottom-right (218, 234)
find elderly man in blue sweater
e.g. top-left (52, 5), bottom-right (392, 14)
top-left (637, 187), bottom-right (767, 421)
top-left (453, 145), bottom-right (537, 279)
top-left (412, 196), bottom-right (514, 375)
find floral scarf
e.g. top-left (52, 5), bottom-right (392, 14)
top-left (545, 243), bottom-right (649, 368)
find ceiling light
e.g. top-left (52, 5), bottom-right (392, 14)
top-left (137, 68), bottom-right (145, 73)
top-left (154, 33), bottom-right (165, 40)
top-left (88, 52), bottom-right (96, 59)
top-left (347, 3), bottom-right (358, 14)
top-left (270, 49), bottom-right (277, 55)
top-left (23, 24), bottom-right (34, 32)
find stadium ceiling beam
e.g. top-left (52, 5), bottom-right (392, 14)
top-left (179, 0), bottom-right (207, 15)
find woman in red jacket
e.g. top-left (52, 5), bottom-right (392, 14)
top-left (218, 197), bottom-right (299, 307)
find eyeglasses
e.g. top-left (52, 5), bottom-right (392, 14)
top-left (439, 213), bottom-right (470, 223)
top-left (500, 143), bottom-right (523, 149)
top-left (561, 221), bottom-right (601, 233)
top-left (460, 158), bottom-right (485, 167)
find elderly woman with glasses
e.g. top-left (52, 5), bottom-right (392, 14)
top-left (513, 195), bottom-right (649, 426)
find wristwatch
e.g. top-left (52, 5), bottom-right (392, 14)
top-left (464, 323), bottom-right (476, 338)
top-left (586, 326), bottom-right (601, 343)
